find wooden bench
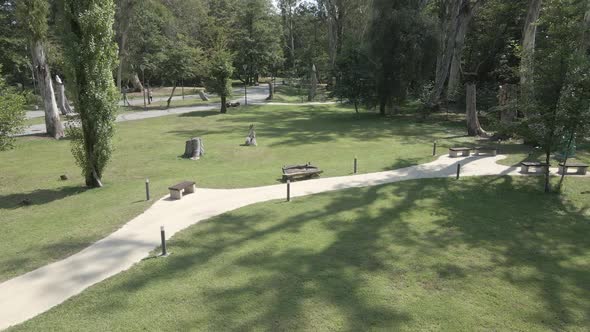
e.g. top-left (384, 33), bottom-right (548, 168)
top-left (558, 162), bottom-right (588, 175)
top-left (474, 147), bottom-right (498, 156)
top-left (282, 163), bottom-right (323, 181)
top-left (449, 147), bottom-right (471, 158)
top-left (520, 161), bottom-right (550, 174)
top-left (168, 181), bottom-right (196, 200)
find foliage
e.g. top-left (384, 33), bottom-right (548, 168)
top-left (521, 0), bottom-right (590, 192)
top-left (333, 42), bottom-right (374, 113)
top-left (0, 67), bottom-right (25, 150)
top-left (233, 0), bottom-right (283, 83)
top-left (62, 0), bottom-right (119, 188)
top-left (0, 1), bottom-right (29, 86)
top-left (206, 47), bottom-right (234, 113)
top-left (368, 0), bottom-right (438, 114)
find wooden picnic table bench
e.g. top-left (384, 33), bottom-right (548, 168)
top-left (282, 163), bottom-right (323, 181)
top-left (168, 181), bottom-right (196, 200)
top-left (449, 147), bottom-right (471, 158)
top-left (558, 162), bottom-right (588, 175)
top-left (474, 146), bottom-right (498, 156)
top-left (520, 161), bottom-right (550, 174)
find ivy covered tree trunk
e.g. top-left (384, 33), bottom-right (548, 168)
top-left (63, 0), bottom-right (119, 188)
top-left (31, 41), bottom-right (64, 139)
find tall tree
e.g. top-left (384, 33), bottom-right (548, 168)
top-left (369, 0), bottom-right (438, 115)
top-left (429, 0), bottom-right (484, 109)
top-left (16, 0), bottom-right (64, 139)
top-left (62, 0), bottom-right (119, 188)
top-left (521, 0), bottom-right (589, 193)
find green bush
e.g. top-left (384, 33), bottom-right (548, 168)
top-left (0, 70), bottom-right (26, 151)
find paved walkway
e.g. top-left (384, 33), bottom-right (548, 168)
top-left (2, 155), bottom-right (584, 330)
top-left (19, 86), bottom-right (335, 136)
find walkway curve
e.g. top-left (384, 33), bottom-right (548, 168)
top-left (0, 155), bottom-right (585, 330)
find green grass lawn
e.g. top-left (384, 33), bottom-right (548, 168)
top-left (123, 95), bottom-right (221, 111)
top-left (10, 176), bottom-right (590, 331)
top-left (0, 105), bottom-right (478, 282)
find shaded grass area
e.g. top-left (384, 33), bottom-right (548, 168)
top-left (10, 176), bottom-right (590, 331)
top-left (497, 138), bottom-right (590, 167)
top-left (123, 96), bottom-right (221, 111)
top-left (273, 84), bottom-right (332, 103)
top-left (0, 105), bottom-right (475, 282)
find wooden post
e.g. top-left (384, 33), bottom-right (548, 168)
top-left (287, 180), bottom-right (291, 202)
top-left (354, 157), bottom-right (358, 174)
top-left (160, 226), bottom-right (168, 256)
top-left (433, 142), bottom-right (437, 156)
top-left (456, 164), bottom-right (461, 180)
top-left (145, 178), bottom-right (150, 201)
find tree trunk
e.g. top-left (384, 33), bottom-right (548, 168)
top-left (544, 149), bottom-right (551, 193)
top-left (429, 0), bottom-right (481, 108)
top-left (183, 137), bottom-right (205, 160)
top-left (520, 0), bottom-right (542, 88)
top-left (446, 10), bottom-right (471, 100)
top-left (220, 95), bottom-right (227, 113)
top-left (465, 82), bottom-right (487, 136)
top-left (197, 88), bottom-right (209, 101)
top-left (308, 64), bottom-right (317, 102)
top-left (498, 84), bottom-right (518, 123)
top-left (116, 31), bottom-right (127, 93)
top-left (31, 41), bottom-right (64, 139)
top-left (266, 82), bottom-right (274, 100)
top-left (557, 131), bottom-right (575, 192)
top-left (166, 82), bottom-right (176, 109)
top-left (55, 75), bottom-right (74, 115)
top-left (130, 73), bottom-right (143, 92)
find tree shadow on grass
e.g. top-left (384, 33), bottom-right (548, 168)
top-left (57, 176), bottom-right (589, 330)
top-left (0, 186), bottom-right (87, 210)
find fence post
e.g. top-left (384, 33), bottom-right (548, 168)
top-left (433, 141), bottom-right (437, 156)
top-left (354, 157), bottom-right (358, 174)
top-left (456, 164), bottom-right (461, 180)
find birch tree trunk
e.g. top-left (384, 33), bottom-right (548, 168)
top-left (465, 81), bottom-right (487, 136)
top-left (31, 41), bottom-right (64, 139)
top-left (520, 0), bottom-right (543, 88)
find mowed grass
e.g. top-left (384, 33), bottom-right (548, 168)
top-left (0, 105), bottom-right (475, 282)
top-left (10, 176), bottom-right (590, 331)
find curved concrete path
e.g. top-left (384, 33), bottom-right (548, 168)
top-left (0, 155), bottom-right (585, 330)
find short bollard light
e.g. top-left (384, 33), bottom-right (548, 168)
top-left (287, 180), bottom-right (291, 202)
top-left (354, 156), bottom-right (358, 174)
top-left (145, 178), bottom-right (150, 201)
top-left (456, 163), bottom-right (461, 180)
top-left (160, 226), bottom-right (168, 257)
top-left (433, 141), bottom-right (437, 156)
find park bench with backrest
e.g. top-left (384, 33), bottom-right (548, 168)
top-left (449, 147), bottom-right (471, 157)
top-left (558, 162), bottom-right (588, 175)
top-left (282, 163), bottom-right (323, 181)
top-left (474, 146), bottom-right (498, 156)
top-left (168, 181), bottom-right (196, 200)
top-left (520, 161), bottom-right (550, 174)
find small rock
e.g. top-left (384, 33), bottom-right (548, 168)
top-left (21, 199), bottom-right (32, 206)
top-left (60, 174), bottom-right (69, 181)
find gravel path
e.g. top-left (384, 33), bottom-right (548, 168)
top-left (1, 154), bottom-right (586, 330)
